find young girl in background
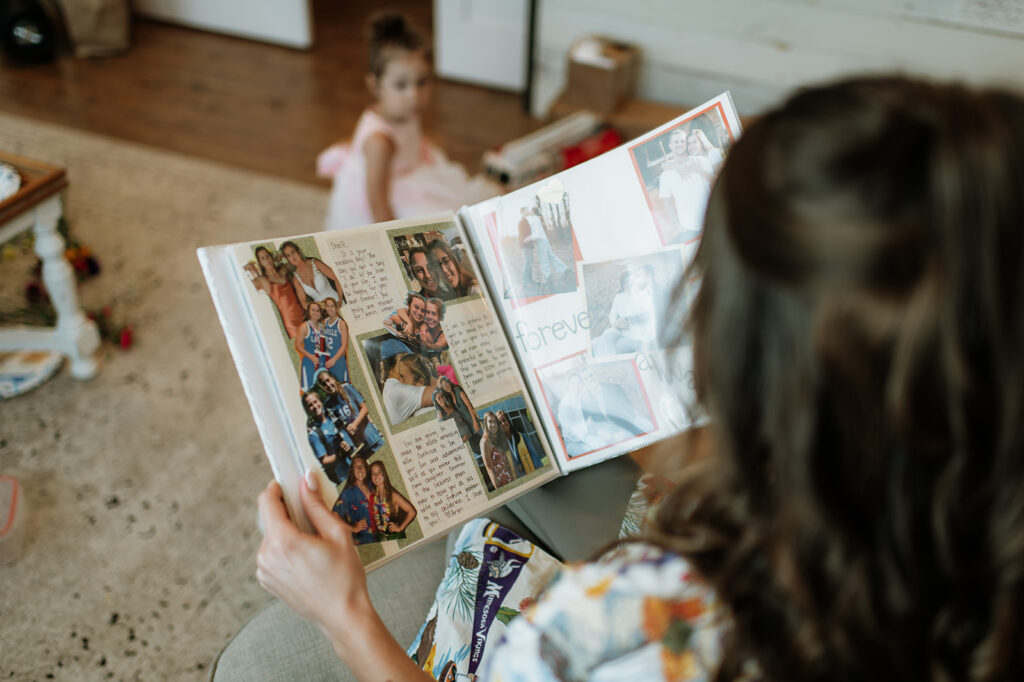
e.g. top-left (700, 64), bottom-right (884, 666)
top-left (318, 13), bottom-right (498, 231)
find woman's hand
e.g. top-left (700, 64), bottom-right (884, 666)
top-left (257, 475), bottom-right (432, 679)
top-left (326, 358), bottom-right (336, 369)
top-left (345, 423), bottom-right (358, 436)
top-left (256, 474), bottom-right (371, 644)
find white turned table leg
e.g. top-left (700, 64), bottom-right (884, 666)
top-left (33, 195), bottom-right (100, 379)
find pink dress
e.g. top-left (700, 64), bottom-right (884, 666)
top-left (317, 108), bottom-right (499, 231)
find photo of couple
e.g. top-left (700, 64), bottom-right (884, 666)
top-left (492, 179), bottom-right (581, 301)
top-left (391, 227), bottom-right (480, 302)
top-left (538, 355), bottom-right (655, 459)
top-left (580, 251), bottom-right (686, 358)
top-left (628, 105), bottom-right (735, 245)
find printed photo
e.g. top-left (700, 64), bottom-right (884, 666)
top-left (432, 374), bottom-right (483, 455)
top-left (536, 354), bottom-right (656, 459)
top-left (391, 225), bottom-right (481, 302)
top-left (294, 296), bottom-right (350, 391)
top-left (242, 238), bottom-right (344, 341)
top-left (580, 250), bottom-right (687, 359)
top-left (382, 291), bottom-right (449, 353)
top-left (300, 370), bottom-right (385, 486)
top-left (474, 396), bottom-right (548, 493)
top-left (241, 238), bottom-right (349, 391)
top-left (490, 178), bottom-right (581, 301)
top-left (331, 455), bottom-right (419, 546)
top-left (362, 332), bottom-right (458, 430)
top-left (628, 104), bottom-right (736, 245)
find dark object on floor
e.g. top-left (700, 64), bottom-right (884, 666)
top-left (0, 0), bottom-right (57, 64)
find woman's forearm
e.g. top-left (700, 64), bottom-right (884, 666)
top-left (323, 598), bottom-right (430, 681)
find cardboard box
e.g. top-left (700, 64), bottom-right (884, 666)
top-left (564, 36), bottom-right (639, 114)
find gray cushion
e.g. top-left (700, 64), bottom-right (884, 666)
top-left (210, 538), bottom-right (448, 682)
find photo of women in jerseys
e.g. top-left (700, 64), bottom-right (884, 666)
top-left (315, 370), bottom-right (383, 456)
top-left (319, 297), bottom-right (349, 384)
top-left (303, 390), bottom-right (355, 486)
top-left (295, 300), bottom-right (327, 391)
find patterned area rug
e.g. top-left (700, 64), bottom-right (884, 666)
top-left (0, 111), bottom-right (328, 680)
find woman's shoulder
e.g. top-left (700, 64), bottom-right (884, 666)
top-left (585, 542), bottom-right (705, 593)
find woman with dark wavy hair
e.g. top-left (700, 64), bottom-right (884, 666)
top-left (646, 76), bottom-right (1024, 682)
top-left (254, 76), bottom-right (1024, 681)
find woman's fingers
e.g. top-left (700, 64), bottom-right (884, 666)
top-left (256, 480), bottom-right (292, 536)
top-left (299, 470), bottom-right (354, 543)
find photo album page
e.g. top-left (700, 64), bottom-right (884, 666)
top-left (460, 93), bottom-right (742, 471)
top-left (220, 215), bottom-right (559, 568)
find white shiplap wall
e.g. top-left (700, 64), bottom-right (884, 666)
top-left (532, 0), bottom-right (1024, 116)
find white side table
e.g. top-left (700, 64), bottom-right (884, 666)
top-left (0, 153), bottom-right (99, 381)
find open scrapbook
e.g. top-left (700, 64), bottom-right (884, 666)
top-left (198, 93), bottom-right (742, 570)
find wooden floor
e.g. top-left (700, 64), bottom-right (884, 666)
top-left (0, 0), bottom-right (542, 187)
